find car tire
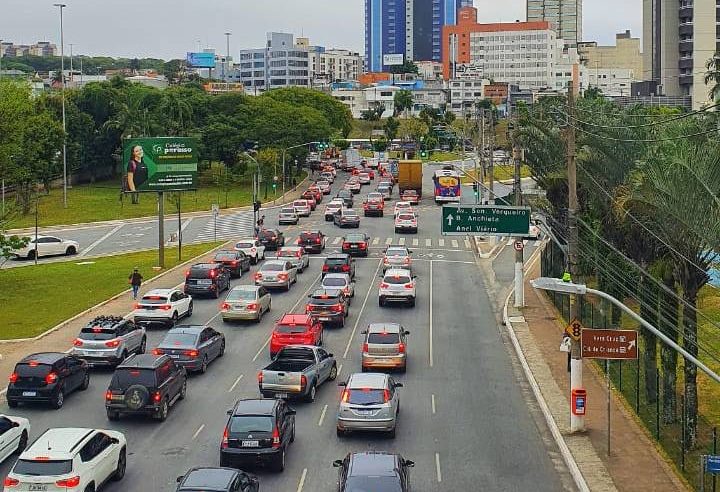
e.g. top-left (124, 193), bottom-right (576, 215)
top-left (329, 364), bottom-right (338, 381)
top-left (155, 398), bottom-right (169, 421)
top-left (187, 302), bottom-right (193, 318)
top-left (199, 356), bottom-right (209, 374)
top-left (6, 399), bottom-right (18, 408)
top-left (305, 384), bottom-right (317, 403)
top-left (219, 341), bottom-right (226, 357)
top-left (336, 427), bottom-right (347, 438)
top-left (16, 430), bottom-right (28, 454)
top-left (84, 483), bottom-right (95, 492)
top-left (290, 423), bottom-right (295, 443)
top-left (139, 337), bottom-right (147, 354)
top-left (27, 250), bottom-right (36, 260)
top-left (251, 256), bottom-right (257, 265)
top-left (119, 350), bottom-right (128, 365)
top-left (79, 371), bottom-right (90, 391)
top-left (387, 426), bottom-right (396, 439)
top-left (179, 379), bottom-right (187, 400)
top-left (273, 448), bottom-right (285, 473)
top-left (50, 388), bottom-right (64, 410)
top-left (408, 297), bottom-right (416, 308)
top-left (379, 297), bottom-right (385, 307)
top-left (106, 410), bottom-right (120, 421)
top-left (112, 447), bottom-right (127, 481)
top-left (171, 312), bottom-right (178, 326)
top-left (65, 246), bottom-right (77, 255)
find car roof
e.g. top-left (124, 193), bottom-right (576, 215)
top-left (347, 372), bottom-right (389, 389)
top-left (232, 398), bottom-right (278, 416)
top-left (367, 323), bottom-right (401, 333)
top-left (168, 325), bottom-right (205, 335)
top-left (262, 260), bottom-right (288, 266)
top-left (279, 246), bottom-right (303, 251)
top-left (345, 233), bottom-right (366, 239)
top-left (116, 353), bottom-right (165, 369)
top-left (24, 428), bottom-right (96, 460)
top-left (310, 288), bottom-right (343, 298)
top-left (347, 452), bottom-right (401, 477)
top-left (143, 288), bottom-right (175, 296)
top-left (180, 467), bottom-right (239, 490)
top-left (229, 285), bottom-right (259, 292)
top-left (19, 352), bottom-right (67, 365)
top-left (395, 201), bottom-right (411, 206)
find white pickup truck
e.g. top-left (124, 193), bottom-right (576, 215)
top-left (258, 346), bottom-right (337, 402)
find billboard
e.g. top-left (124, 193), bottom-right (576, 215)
top-left (123, 137), bottom-right (198, 192)
top-left (186, 52), bottom-right (216, 68)
top-left (382, 53), bottom-right (404, 66)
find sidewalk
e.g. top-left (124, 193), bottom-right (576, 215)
top-left (506, 254), bottom-right (688, 491)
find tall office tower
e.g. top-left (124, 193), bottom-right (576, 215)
top-left (366, 0), bottom-right (473, 72)
top-left (642, 0), bottom-right (718, 108)
top-left (527, 0), bottom-right (582, 48)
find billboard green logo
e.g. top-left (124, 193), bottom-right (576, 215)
top-left (123, 137), bottom-right (198, 192)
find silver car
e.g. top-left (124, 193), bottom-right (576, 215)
top-left (254, 260), bottom-right (298, 290)
top-left (361, 323), bottom-right (409, 373)
top-left (336, 372), bottom-right (402, 438)
top-left (321, 273), bottom-right (355, 299)
top-left (276, 246), bottom-right (310, 273)
top-left (382, 246), bottom-right (413, 273)
top-left (221, 285), bottom-right (272, 322)
top-left (71, 316), bottom-right (146, 367)
top-left (278, 207), bottom-right (299, 225)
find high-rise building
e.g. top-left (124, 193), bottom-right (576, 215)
top-left (365, 0), bottom-right (472, 72)
top-left (578, 30), bottom-right (643, 80)
top-left (642, 0), bottom-right (718, 109)
top-left (235, 32), bottom-right (310, 92)
top-left (527, 0), bottom-right (582, 48)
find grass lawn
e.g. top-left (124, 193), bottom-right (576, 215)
top-left (429, 151), bottom-right (462, 162)
top-left (0, 241), bottom-right (222, 340)
top-left (6, 171), bottom-right (307, 229)
top-left (459, 165), bottom-right (532, 184)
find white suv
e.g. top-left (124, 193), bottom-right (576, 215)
top-left (5, 427), bottom-right (127, 491)
top-left (234, 238), bottom-right (266, 265)
top-left (132, 288), bottom-right (193, 327)
top-left (378, 268), bottom-right (416, 307)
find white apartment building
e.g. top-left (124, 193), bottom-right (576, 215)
top-left (236, 32), bottom-right (310, 92)
top-left (309, 48), bottom-right (362, 82)
top-left (587, 68), bottom-right (633, 96)
top-left (448, 78), bottom-right (491, 114)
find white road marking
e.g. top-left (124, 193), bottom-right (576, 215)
top-left (431, 394), bottom-right (436, 414)
top-left (332, 237), bottom-right (341, 245)
top-left (228, 374), bottom-right (244, 392)
top-left (425, 238), bottom-right (432, 247)
top-left (337, 363), bottom-right (343, 377)
top-left (464, 238), bottom-right (471, 249)
top-left (438, 238), bottom-right (445, 247)
top-left (180, 217), bottom-right (193, 232)
top-left (398, 237), bottom-right (405, 245)
top-left (343, 259), bottom-right (383, 359)
top-left (191, 424), bottom-right (205, 440)
top-left (429, 260), bottom-right (434, 367)
top-left (435, 453), bottom-right (442, 482)
top-left (385, 237), bottom-right (393, 245)
top-left (451, 239), bottom-right (459, 248)
top-left (372, 237), bottom-right (380, 245)
top-left (297, 468), bottom-right (308, 492)
top-left (318, 404), bottom-right (328, 426)
top-left (79, 223), bottom-right (124, 257)
top-left (253, 337), bottom-right (271, 362)
top-left (412, 238), bottom-right (419, 246)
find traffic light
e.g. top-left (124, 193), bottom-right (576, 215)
top-left (253, 201), bottom-right (261, 212)
top-left (472, 182), bottom-right (479, 198)
top-left (419, 150), bottom-right (428, 159)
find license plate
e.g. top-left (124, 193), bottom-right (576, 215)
top-left (22, 391), bottom-right (37, 397)
top-left (319, 317), bottom-right (330, 321)
top-left (242, 440), bottom-right (259, 447)
top-left (197, 279), bottom-right (212, 285)
top-left (29, 485), bottom-right (47, 491)
top-left (169, 354), bottom-right (180, 359)
top-left (265, 277), bottom-right (276, 281)
top-left (276, 393), bottom-right (289, 399)
top-left (355, 410), bottom-right (373, 416)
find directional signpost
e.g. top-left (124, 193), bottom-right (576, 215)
top-left (581, 329), bottom-right (638, 360)
top-left (441, 205), bottom-right (531, 236)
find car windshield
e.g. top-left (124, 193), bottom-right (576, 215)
top-left (261, 263), bottom-right (284, 272)
top-left (368, 332), bottom-right (400, 344)
top-left (275, 324), bottom-right (308, 334)
top-left (161, 333), bottom-right (198, 347)
top-left (13, 459), bottom-right (73, 477)
top-left (235, 242), bottom-right (254, 248)
top-left (79, 327), bottom-right (117, 341)
top-left (386, 249), bottom-right (407, 257)
top-left (226, 289), bottom-right (257, 301)
top-left (214, 253), bottom-right (237, 261)
top-left (111, 368), bottom-right (155, 388)
top-left (385, 275), bottom-right (411, 285)
top-left (344, 211), bottom-right (358, 217)
top-left (344, 477), bottom-right (402, 492)
top-left (345, 388), bottom-right (386, 405)
top-left (323, 277), bottom-right (347, 287)
top-left (229, 415), bottom-right (274, 433)
top-left (338, 191), bottom-right (351, 197)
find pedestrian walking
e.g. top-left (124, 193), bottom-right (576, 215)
top-left (128, 267), bottom-right (143, 300)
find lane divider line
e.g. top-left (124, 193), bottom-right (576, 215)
top-left (228, 374), bottom-right (244, 393)
top-left (297, 468), bottom-right (307, 492)
top-left (343, 259), bottom-right (383, 359)
top-left (438, 238), bottom-right (445, 247)
top-left (435, 452), bottom-right (442, 482)
top-left (337, 363), bottom-right (343, 377)
top-left (79, 223), bottom-right (125, 257)
top-left (191, 423), bottom-right (205, 440)
top-left (431, 394), bottom-right (436, 414)
top-left (385, 237), bottom-right (393, 245)
top-left (318, 404), bottom-right (328, 427)
top-left (429, 260), bottom-right (434, 367)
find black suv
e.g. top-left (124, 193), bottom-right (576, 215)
top-left (322, 253), bottom-right (355, 279)
top-left (297, 231), bottom-right (326, 254)
top-left (7, 352), bottom-right (89, 409)
top-left (105, 353), bottom-right (187, 421)
top-left (214, 250), bottom-right (251, 278)
top-left (184, 263), bottom-right (231, 298)
top-left (342, 233), bottom-right (370, 257)
top-left (306, 289), bottom-right (349, 328)
top-left (258, 229), bottom-right (285, 251)
top-left (220, 398), bottom-right (296, 472)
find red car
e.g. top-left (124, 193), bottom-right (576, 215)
top-left (270, 314), bottom-right (323, 357)
top-left (401, 189), bottom-right (420, 205)
top-left (307, 186), bottom-right (323, 202)
top-left (301, 190), bottom-right (318, 210)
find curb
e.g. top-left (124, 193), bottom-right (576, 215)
top-left (503, 243), bottom-right (591, 492)
top-left (0, 240), bottom-right (233, 345)
top-left (476, 236), bottom-right (504, 259)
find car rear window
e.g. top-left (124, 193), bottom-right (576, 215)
top-left (325, 258), bottom-right (348, 265)
top-left (385, 275), bottom-right (411, 285)
top-left (261, 263), bottom-right (284, 272)
top-left (293, 201), bottom-right (307, 206)
top-left (278, 250), bottom-right (299, 257)
top-left (309, 295), bottom-right (340, 305)
top-left (281, 208), bottom-right (296, 214)
top-left (214, 253), bottom-right (237, 261)
top-left (79, 327), bottom-right (117, 341)
top-left (161, 333), bottom-right (198, 347)
top-left (188, 267), bottom-right (213, 278)
top-left (345, 235), bottom-right (365, 243)
top-left (323, 277), bottom-right (347, 287)
top-left (368, 332), bottom-right (400, 344)
top-left (226, 289), bottom-right (256, 301)
top-left (258, 231), bottom-right (276, 239)
top-left (13, 459), bottom-right (73, 476)
top-left (235, 242), bottom-right (254, 248)
top-left (398, 214), bottom-right (415, 220)
top-left (345, 477), bottom-right (402, 491)
top-left (300, 233), bottom-right (318, 240)
top-left (15, 363), bottom-right (52, 378)
top-left (345, 388), bottom-right (386, 405)
top-left (111, 368), bottom-right (156, 389)
top-left (140, 295), bottom-right (169, 304)
top-left (344, 210), bottom-right (358, 217)
top-left (275, 324), bottom-right (308, 334)
top-left (386, 248), bottom-right (407, 256)
top-left (229, 415), bottom-right (273, 434)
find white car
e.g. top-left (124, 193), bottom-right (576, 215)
top-left (276, 246), bottom-right (310, 273)
top-left (394, 212), bottom-right (418, 234)
top-left (316, 180), bottom-right (331, 194)
top-left (0, 414), bottom-right (30, 464)
top-left (5, 427), bottom-right (126, 491)
top-left (379, 268), bottom-right (416, 307)
top-left (393, 201), bottom-right (414, 217)
top-left (321, 273), bottom-right (355, 299)
top-left (14, 235), bottom-right (80, 260)
top-left (292, 199), bottom-right (312, 217)
top-left (324, 200), bottom-right (344, 221)
top-left (320, 172), bottom-right (335, 184)
top-left (278, 207), bottom-right (299, 225)
top-left (234, 238), bottom-right (266, 265)
top-left (132, 288), bottom-right (193, 327)
top-left (357, 172), bottom-right (371, 185)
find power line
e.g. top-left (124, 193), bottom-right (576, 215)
top-left (564, 119), bottom-right (719, 143)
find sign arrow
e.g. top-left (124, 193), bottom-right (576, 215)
top-left (446, 214), bottom-right (454, 226)
top-left (628, 340), bottom-right (636, 350)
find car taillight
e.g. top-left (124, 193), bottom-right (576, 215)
top-left (152, 348), bottom-right (164, 355)
top-left (331, 304), bottom-right (343, 312)
top-left (105, 390), bottom-right (113, 401)
top-left (133, 302), bottom-right (140, 309)
top-left (247, 303), bottom-right (258, 310)
top-left (230, 260), bottom-right (238, 266)
top-left (45, 372), bottom-right (58, 384)
top-left (380, 282), bottom-right (389, 289)
top-left (341, 265), bottom-right (350, 272)
top-left (343, 288), bottom-right (350, 296)
top-left (105, 339), bottom-right (121, 348)
top-left (184, 350), bottom-right (199, 358)
top-left (404, 257), bottom-right (410, 263)
top-left (153, 391), bottom-right (162, 403)
top-left (221, 302), bottom-right (230, 310)
top-left (3, 477), bottom-right (19, 487)
top-left (362, 343), bottom-right (369, 353)
top-left (8, 373), bottom-right (18, 383)
top-left (398, 343), bottom-right (406, 353)
top-left (221, 427), bottom-right (229, 449)
top-left (272, 427), bottom-right (281, 448)
top-left (254, 273), bottom-right (262, 280)
top-left (341, 389), bottom-right (350, 403)
top-left (296, 251), bottom-right (302, 257)
top-left (56, 476), bottom-right (81, 488)
top-left (342, 242), bottom-right (350, 248)
top-left (383, 389), bottom-right (391, 403)
top-left (316, 237), bottom-right (322, 244)
top-left (257, 371), bottom-right (263, 383)
top-left (404, 283), bottom-right (414, 289)
top-left (322, 265), bottom-right (329, 271)
top-left (73, 338), bottom-right (83, 347)
top-left (159, 304), bottom-right (171, 310)
top-left (185, 270), bottom-right (190, 277)
top-left (278, 273), bottom-right (288, 280)
top-left (209, 269), bottom-right (217, 278)
top-left (300, 375), bottom-right (307, 388)
top-left (306, 305), bottom-right (313, 313)
top-left (359, 243), bottom-right (367, 249)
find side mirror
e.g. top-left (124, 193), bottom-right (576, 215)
top-left (404, 459), bottom-right (415, 467)
top-left (394, 382), bottom-right (404, 388)
top-left (360, 330), bottom-right (368, 334)
top-left (287, 409), bottom-right (297, 415)
top-left (403, 330), bottom-right (410, 334)
top-left (412, 275), bottom-right (418, 279)
top-left (226, 408), bottom-right (233, 415)
top-left (337, 381), bottom-right (347, 387)
top-left (408, 250), bottom-right (413, 254)
top-left (11, 421), bottom-right (19, 428)
top-left (176, 476), bottom-right (184, 483)
top-left (328, 353), bottom-right (334, 358)
top-left (110, 437), bottom-right (120, 444)
top-left (333, 459), bottom-right (343, 468)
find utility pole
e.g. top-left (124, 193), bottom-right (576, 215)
top-left (54, 3), bottom-right (68, 208)
top-left (488, 109), bottom-right (495, 204)
top-left (566, 80), bottom-right (584, 433)
top-left (511, 120), bottom-right (524, 308)
top-left (478, 108), bottom-right (485, 204)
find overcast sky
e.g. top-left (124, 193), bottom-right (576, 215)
top-left (1, 0), bottom-right (642, 60)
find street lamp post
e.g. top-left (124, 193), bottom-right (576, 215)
top-left (54, 3), bottom-right (68, 208)
top-left (281, 141), bottom-right (321, 202)
top-left (243, 152), bottom-right (261, 228)
top-left (224, 32), bottom-right (231, 82)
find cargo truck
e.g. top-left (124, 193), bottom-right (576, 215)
top-left (397, 160), bottom-right (422, 197)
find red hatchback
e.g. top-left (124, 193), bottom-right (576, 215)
top-left (270, 314), bottom-right (323, 357)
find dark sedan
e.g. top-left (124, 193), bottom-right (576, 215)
top-left (342, 233), bottom-right (370, 257)
top-left (333, 452), bottom-right (414, 492)
top-left (176, 467), bottom-right (258, 492)
top-left (297, 231), bottom-right (326, 254)
top-left (258, 229), bottom-right (285, 251)
top-left (152, 325), bottom-right (225, 373)
top-left (335, 190), bottom-right (353, 208)
top-left (214, 250), bottom-right (251, 278)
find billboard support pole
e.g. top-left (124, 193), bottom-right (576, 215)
top-left (177, 192), bottom-right (182, 261)
top-left (158, 192), bottom-right (165, 268)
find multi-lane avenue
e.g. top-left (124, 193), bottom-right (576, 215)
top-left (0, 164), bottom-right (569, 491)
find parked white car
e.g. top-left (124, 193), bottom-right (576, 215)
top-left (0, 414), bottom-right (30, 464)
top-left (132, 288), bottom-right (193, 327)
top-left (5, 427), bottom-right (127, 491)
top-left (14, 235), bottom-right (80, 260)
top-left (234, 238), bottom-right (266, 264)
top-left (378, 268), bottom-right (416, 307)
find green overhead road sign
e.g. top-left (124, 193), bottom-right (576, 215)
top-left (441, 205), bottom-right (531, 236)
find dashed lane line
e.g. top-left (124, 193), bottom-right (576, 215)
top-left (191, 424), bottom-right (205, 440)
top-left (343, 259), bottom-right (383, 359)
top-left (228, 375), bottom-right (244, 393)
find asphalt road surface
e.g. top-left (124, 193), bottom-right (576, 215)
top-left (0, 165), bottom-right (566, 491)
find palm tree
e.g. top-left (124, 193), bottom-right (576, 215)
top-left (393, 90), bottom-right (413, 117)
top-left (704, 53), bottom-right (720, 102)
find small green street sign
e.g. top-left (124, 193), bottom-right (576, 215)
top-left (441, 205), bottom-right (531, 236)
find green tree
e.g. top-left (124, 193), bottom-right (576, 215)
top-left (704, 53), bottom-right (720, 101)
top-left (264, 87), bottom-right (353, 137)
top-left (393, 90), bottom-right (413, 117)
top-left (389, 60), bottom-right (419, 75)
top-left (399, 117), bottom-right (429, 143)
top-left (384, 116), bottom-right (400, 142)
